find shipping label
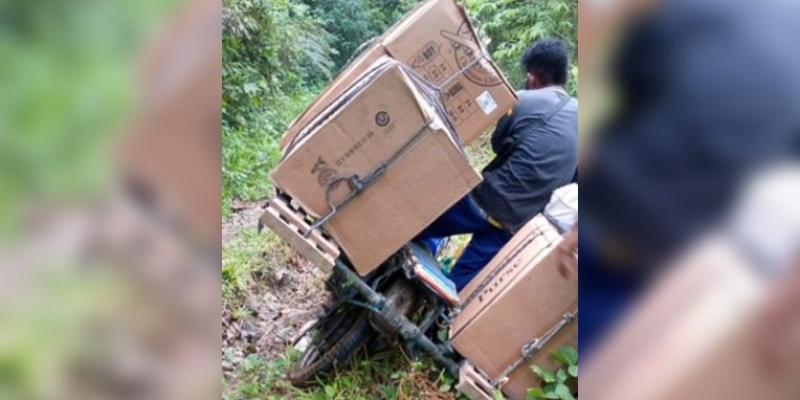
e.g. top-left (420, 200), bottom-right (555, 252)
top-left (476, 91), bottom-right (497, 115)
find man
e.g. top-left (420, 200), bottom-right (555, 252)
top-left (420, 38), bottom-right (578, 290)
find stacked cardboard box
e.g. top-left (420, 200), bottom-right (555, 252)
top-left (271, 0), bottom-right (518, 274)
top-left (281, 0), bottom-right (517, 150)
top-left (272, 58), bottom-right (480, 275)
top-left (451, 215), bottom-right (578, 400)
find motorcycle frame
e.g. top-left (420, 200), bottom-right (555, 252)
top-left (331, 258), bottom-right (461, 377)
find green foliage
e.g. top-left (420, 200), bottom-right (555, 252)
top-left (304, 0), bottom-right (421, 70)
top-left (222, 228), bottom-right (291, 304)
top-left (465, 0), bottom-right (578, 95)
top-left (527, 346), bottom-right (578, 400)
top-left (223, 350), bottom-right (456, 399)
top-left (0, 0), bottom-right (179, 237)
top-left (304, 0), bottom-right (377, 69)
top-left (223, 0), bottom-right (334, 131)
top-left (222, 0), bottom-right (335, 206)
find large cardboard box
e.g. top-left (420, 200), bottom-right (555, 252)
top-left (272, 59), bottom-right (481, 275)
top-left (582, 237), bottom-right (800, 400)
top-left (281, 0), bottom-right (517, 150)
top-left (451, 215), bottom-right (578, 400)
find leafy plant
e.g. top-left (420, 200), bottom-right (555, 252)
top-left (465, 0), bottom-right (579, 95)
top-left (527, 346), bottom-right (578, 400)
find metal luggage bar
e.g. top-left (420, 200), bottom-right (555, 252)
top-left (491, 312), bottom-right (577, 389)
top-left (305, 117), bottom-right (439, 235)
top-left (331, 258), bottom-right (461, 377)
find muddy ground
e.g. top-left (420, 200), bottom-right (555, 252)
top-left (221, 200), bottom-right (332, 378)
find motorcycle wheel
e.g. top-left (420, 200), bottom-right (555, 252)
top-left (287, 302), bottom-right (373, 386)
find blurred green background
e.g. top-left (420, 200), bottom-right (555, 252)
top-left (1, 1), bottom-right (191, 399)
top-left (0, 0), bottom-right (182, 238)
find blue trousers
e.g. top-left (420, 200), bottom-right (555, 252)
top-left (418, 195), bottom-right (512, 291)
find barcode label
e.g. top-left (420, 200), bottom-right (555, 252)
top-left (476, 91), bottom-right (497, 115)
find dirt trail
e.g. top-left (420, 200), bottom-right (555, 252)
top-left (222, 201), bottom-right (331, 376)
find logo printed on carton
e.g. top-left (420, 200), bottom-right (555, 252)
top-left (441, 22), bottom-right (501, 87)
top-left (411, 42), bottom-right (439, 66)
top-left (310, 157), bottom-right (340, 187)
top-left (375, 111), bottom-right (391, 127)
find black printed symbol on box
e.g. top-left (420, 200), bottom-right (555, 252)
top-left (375, 111), bottom-right (391, 127)
top-left (442, 82), bottom-right (478, 124)
top-left (410, 42), bottom-right (452, 85)
top-left (334, 131), bottom-right (376, 167)
top-left (310, 157), bottom-right (339, 187)
top-left (440, 22), bottom-right (501, 87)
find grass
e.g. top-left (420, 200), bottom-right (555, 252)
top-left (223, 348), bottom-right (464, 400)
top-left (222, 228), bottom-right (266, 303)
top-left (221, 224), bottom-right (468, 399)
top-left (222, 227), bottom-right (292, 312)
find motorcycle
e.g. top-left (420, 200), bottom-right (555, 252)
top-left (258, 193), bottom-right (464, 386)
top-left (288, 234), bottom-right (459, 386)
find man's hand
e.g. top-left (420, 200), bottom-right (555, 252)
top-left (756, 258), bottom-right (800, 374)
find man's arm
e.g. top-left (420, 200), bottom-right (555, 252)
top-left (558, 223), bottom-right (579, 281)
top-left (490, 113), bottom-right (514, 154)
top-left (476, 131), bottom-right (574, 231)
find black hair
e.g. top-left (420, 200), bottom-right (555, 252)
top-left (522, 38), bottom-right (570, 86)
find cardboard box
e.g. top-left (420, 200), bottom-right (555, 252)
top-left (281, 0), bottom-right (517, 150)
top-left (502, 318), bottom-right (578, 400)
top-left (457, 215), bottom-right (561, 303)
top-left (582, 237), bottom-right (800, 400)
top-left (451, 215), bottom-right (578, 400)
top-left (272, 59), bottom-right (480, 275)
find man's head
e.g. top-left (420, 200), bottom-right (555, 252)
top-left (522, 38), bottom-right (570, 89)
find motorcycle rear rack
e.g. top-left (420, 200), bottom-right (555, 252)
top-left (257, 197), bottom-right (340, 271)
top-left (456, 361), bottom-right (495, 400)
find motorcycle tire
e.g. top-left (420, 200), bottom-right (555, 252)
top-left (287, 304), bottom-right (373, 386)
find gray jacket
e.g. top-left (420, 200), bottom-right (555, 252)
top-left (472, 87), bottom-right (578, 232)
